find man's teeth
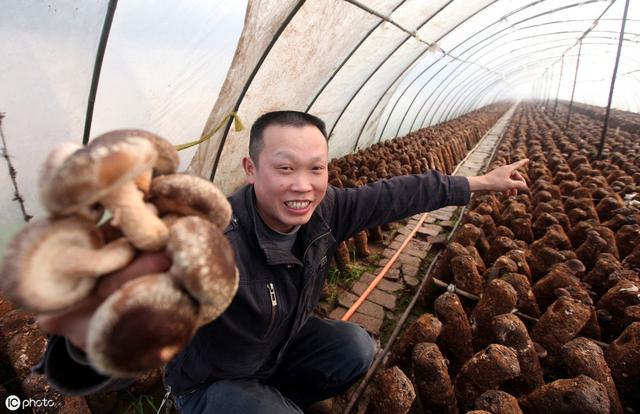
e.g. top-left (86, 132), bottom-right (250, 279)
top-left (285, 201), bottom-right (311, 209)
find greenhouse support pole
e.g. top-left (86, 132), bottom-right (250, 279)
top-left (83, 0), bottom-right (118, 145)
top-left (553, 55), bottom-right (565, 117)
top-left (544, 66), bottom-right (554, 108)
top-left (565, 39), bottom-right (582, 130)
top-left (599, 0), bottom-right (630, 159)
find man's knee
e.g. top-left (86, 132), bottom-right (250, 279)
top-left (333, 321), bottom-right (375, 376)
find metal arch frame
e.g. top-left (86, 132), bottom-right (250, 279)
top-left (379, 16), bottom-right (636, 139)
top-left (209, 0), bottom-right (307, 181)
top-left (303, 0), bottom-right (410, 113)
top-left (443, 48), bottom-right (640, 123)
top-left (371, 0), bottom-right (511, 143)
top-left (453, 50), bottom-right (640, 119)
top-left (390, 24), bottom-right (632, 137)
top-left (436, 38), bottom-right (640, 126)
top-left (320, 1), bottom-right (461, 144)
top-left (372, 0), bottom-right (607, 143)
top-left (353, 0), bottom-right (503, 150)
top-left (599, 0), bottom-right (631, 158)
top-left (438, 48), bottom-right (638, 124)
top-left (565, 38), bottom-right (583, 129)
top-left (411, 0), bottom-right (615, 132)
top-left (401, 29), bottom-right (638, 135)
top-left (83, 0), bottom-right (118, 145)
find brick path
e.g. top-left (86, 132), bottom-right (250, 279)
top-left (325, 104), bottom-right (518, 335)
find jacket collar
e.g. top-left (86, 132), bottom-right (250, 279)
top-left (240, 186), bottom-right (331, 266)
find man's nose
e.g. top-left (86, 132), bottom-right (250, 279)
top-left (291, 173), bottom-right (313, 192)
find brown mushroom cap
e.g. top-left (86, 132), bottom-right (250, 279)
top-left (128, 129), bottom-right (179, 176)
top-left (40, 131), bottom-right (171, 250)
top-left (0, 217), bottom-right (135, 313)
top-left (87, 273), bottom-right (198, 377)
top-left (40, 133), bottom-right (157, 215)
top-left (149, 173), bottom-right (232, 231)
top-left (39, 142), bottom-right (104, 221)
top-left (167, 216), bottom-right (238, 326)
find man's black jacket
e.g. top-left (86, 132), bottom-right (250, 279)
top-left (35, 171), bottom-right (470, 396)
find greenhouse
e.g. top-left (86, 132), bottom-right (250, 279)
top-left (1, 0), bottom-right (639, 413)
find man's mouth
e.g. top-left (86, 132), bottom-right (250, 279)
top-left (284, 200), bottom-right (312, 209)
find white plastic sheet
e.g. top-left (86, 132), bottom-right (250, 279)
top-left (2, 0), bottom-right (639, 255)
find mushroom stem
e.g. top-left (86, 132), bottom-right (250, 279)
top-left (101, 181), bottom-right (168, 251)
top-left (61, 238), bottom-right (135, 277)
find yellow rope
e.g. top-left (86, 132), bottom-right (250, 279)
top-left (174, 112), bottom-right (244, 151)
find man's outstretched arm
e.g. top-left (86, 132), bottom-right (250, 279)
top-left (327, 159), bottom-right (529, 243)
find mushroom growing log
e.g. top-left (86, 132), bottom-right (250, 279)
top-left (561, 337), bottom-right (623, 414)
top-left (471, 279), bottom-right (518, 349)
top-left (388, 313), bottom-right (442, 375)
top-left (492, 313), bottom-right (544, 395)
top-left (530, 296), bottom-right (591, 362)
top-left (518, 375), bottom-right (610, 414)
top-left (605, 322), bottom-right (640, 406)
top-left (411, 342), bottom-right (457, 414)
top-left (474, 390), bottom-right (522, 414)
top-left (434, 292), bottom-right (474, 376)
top-left (368, 366), bottom-right (416, 414)
top-left (596, 279), bottom-right (640, 342)
top-left (451, 254), bottom-right (484, 296)
top-left (454, 344), bottom-right (520, 412)
top-left (500, 272), bottom-right (540, 317)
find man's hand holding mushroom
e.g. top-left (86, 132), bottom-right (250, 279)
top-left (36, 252), bottom-right (171, 351)
top-left (0, 130), bottom-right (239, 378)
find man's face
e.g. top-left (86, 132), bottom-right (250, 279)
top-left (243, 123), bottom-right (329, 233)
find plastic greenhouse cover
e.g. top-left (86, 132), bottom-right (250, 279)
top-left (1, 1), bottom-right (246, 252)
top-left (2, 0), bottom-right (639, 257)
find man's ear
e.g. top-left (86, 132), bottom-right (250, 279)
top-left (242, 157), bottom-right (257, 184)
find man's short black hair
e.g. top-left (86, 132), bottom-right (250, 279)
top-left (249, 111), bottom-right (328, 163)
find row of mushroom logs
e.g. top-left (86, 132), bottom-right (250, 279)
top-left (327, 103), bottom-right (509, 272)
top-left (0, 130), bottom-right (238, 378)
top-left (364, 104), bottom-right (640, 413)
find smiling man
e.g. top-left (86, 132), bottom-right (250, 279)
top-left (36, 110), bottom-right (528, 414)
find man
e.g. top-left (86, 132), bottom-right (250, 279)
top-left (36, 111), bottom-right (528, 413)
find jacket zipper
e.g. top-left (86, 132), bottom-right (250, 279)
top-left (265, 282), bottom-right (278, 336)
top-left (302, 230), bottom-right (332, 263)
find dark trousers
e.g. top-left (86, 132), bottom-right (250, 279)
top-left (175, 317), bottom-right (375, 413)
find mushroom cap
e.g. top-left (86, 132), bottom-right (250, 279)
top-left (87, 273), bottom-right (198, 377)
top-left (149, 174), bottom-right (232, 231)
top-left (167, 216), bottom-right (238, 326)
top-left (0, 216), bottom-right (133, 312)
top-left (39, 142), bottom-right (104, 221)
top-left (41, 132), bottom-right (158, 216)
top-left (123, 129), bottom-right (179, 176)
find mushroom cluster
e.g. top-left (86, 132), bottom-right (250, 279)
top-left (328, 104), bottom-right (509, 274)
top-left (0, 130), bottom-right (238, 377)
top-left (367, 103), bottom-right (640, 413)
